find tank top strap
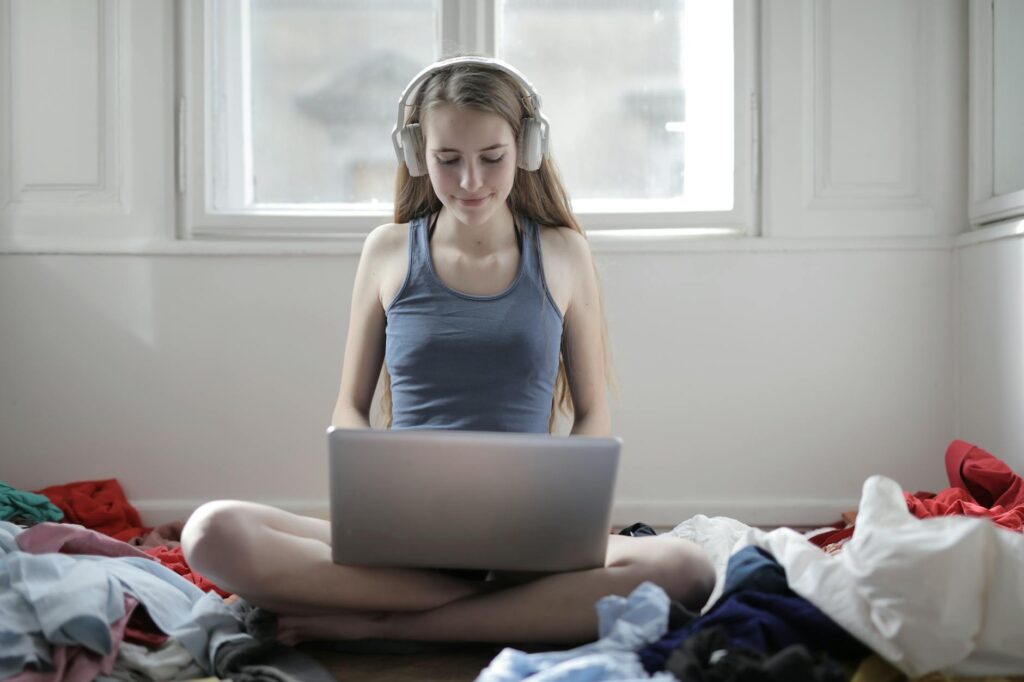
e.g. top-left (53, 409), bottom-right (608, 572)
top-left (407, 214), bottom-right (431, 277)
top-left (518, 215), bottom-right (542, 280)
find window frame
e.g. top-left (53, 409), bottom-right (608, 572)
top-left (176, 0), bottom-right (760, 244)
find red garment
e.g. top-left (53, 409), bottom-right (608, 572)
top-left (145, 545), bottom-right (232, 598)
top-left (124, 603), bottom-right (170, 647)
top-left (904, 440), bottom-right (1024, 531)
top-left (34, 479), bottom-right (150, 542)
top-left (807, 525), bottom-right (855, 555)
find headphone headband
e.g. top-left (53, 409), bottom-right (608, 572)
top-left (390, 56), bottom-right (550, 166)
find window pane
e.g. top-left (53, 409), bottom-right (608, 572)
top-left (499, 0), bottom-right (733, 210)
top-left (211, 0), bottom-right (435, 210)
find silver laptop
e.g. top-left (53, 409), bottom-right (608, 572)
top-left (327, 427), bottom-right (621, 572)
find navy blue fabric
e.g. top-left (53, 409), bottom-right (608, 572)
top-left (718, 546), bottom-right (789, 603)
top-left (385, 215), bottom-right (563, 433)
top-left (639, 547), bottom-right (866, 673)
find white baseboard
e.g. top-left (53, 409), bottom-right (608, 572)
top-left (613, 498), bottom-right (859, 528)
top-left (133, 497), bottom-right (859, 529)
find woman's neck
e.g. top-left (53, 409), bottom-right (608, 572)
top-left (432, 206), bottom-right (518, 256)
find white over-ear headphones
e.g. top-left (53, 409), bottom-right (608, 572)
top-left (391, 56), bottom-right (550, 177)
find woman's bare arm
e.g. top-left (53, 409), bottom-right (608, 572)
top-left (331, 225), bottom-right (398, 429)
top-left (560, 231), bottom-right (612, 437)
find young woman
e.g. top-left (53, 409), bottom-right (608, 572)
top-left (181, 57), bottom-right (714, 646)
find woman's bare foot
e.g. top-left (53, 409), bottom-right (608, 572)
top-left (276, 610), bottom-right (391, 646)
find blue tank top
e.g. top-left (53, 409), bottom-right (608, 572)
top-left (385, 214), bottom-right (564, 433)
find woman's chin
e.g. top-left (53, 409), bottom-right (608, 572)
top-left (444, 196), bottom-right (513, 227)
top-left (449, 205), bottom-right (495, 226)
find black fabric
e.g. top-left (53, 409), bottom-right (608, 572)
top-left (219, 602), bottom-right (336, 681)
top-left (665, 626), bottom-right (846, 682)
top-left (617, 522), bottom-right (658, 537)
top-left (214, 638), bottom-right (336, 682)
top-left (244, 604), bottom-right (280, 643)
top-left (435, 567), bottom-right (492, 581)
top-left (668, 600), bottom-right (700, 631)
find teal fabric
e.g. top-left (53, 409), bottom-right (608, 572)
top-left (0, 481), bottom-right (63, 523)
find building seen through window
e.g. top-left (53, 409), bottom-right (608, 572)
top-left (213, 0), bottom-right (733, 213)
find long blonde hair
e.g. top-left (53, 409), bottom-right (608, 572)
top-left (381, 60), bottom-right (612, 433)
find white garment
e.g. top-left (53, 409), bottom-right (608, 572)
top-left (740, 475), bottom-right (1024, 677)
top-left (102, 640), bottom-right (204, 681)
top-left (666, 514), bottom-right (755, 613)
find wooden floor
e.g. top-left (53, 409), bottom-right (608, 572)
top-left (302, 643), bottom-right (506, 681)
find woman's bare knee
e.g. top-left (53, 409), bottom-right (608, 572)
top-left (648, 539), bottom-right (715, 612)
top-left (608, 536), bottom-right (715, 612)
top-left (181, 500), bottom-right (257, 586)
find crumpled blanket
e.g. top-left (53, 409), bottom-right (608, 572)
top-left (744, 475), bottom-right (1024, 677)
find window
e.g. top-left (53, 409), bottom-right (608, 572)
top-left (179, 0), bottom-right (758, 242)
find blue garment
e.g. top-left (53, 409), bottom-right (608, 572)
top-left (0, 521), bottom-right (248, 678)
top-left (386, 214), bottom-right (564, 433)
top-left (639, 590), bottom-right (863, 672)
top-left (716, 545), bottom-right (789, 603)
top-left (638, 547), bottom-right (865, 673)
top-left (476, 581), bottom-right (677, 682)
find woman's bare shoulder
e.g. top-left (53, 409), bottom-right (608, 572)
top-left (537, 226), bottom-right (593, 316)
top-left (539, 225), bottom-right (593, 266)
top-left (362, 222), bottom-right (412, 309)
top-left (362, 222), bottom-right (409, 261)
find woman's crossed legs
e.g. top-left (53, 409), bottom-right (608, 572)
top-left (181, 500), bottom-right (714, 646)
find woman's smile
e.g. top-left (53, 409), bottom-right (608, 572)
top-left (457, 194), bottom-right (493, 207)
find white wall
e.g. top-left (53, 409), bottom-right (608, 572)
top-left (956, 227), bottom-right (1024, 475)
top-left (0, 244), bottom-right (957, 525)
top-left (0, 0), bottom-right (972, 526)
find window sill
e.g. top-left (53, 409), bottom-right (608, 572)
top-left (0, 231), bottom-right (961, 257)
top-left (954, 218), bottom-right (1024, 249)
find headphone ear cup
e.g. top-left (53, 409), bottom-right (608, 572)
top-left (401, 123), bottom-right (427, 177)
top-left (518, 118), bottom-right (544, 171)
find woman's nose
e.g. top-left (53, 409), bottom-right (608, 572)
top-left (460, 161), bottom-right (483, 191)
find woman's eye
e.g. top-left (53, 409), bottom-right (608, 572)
top-left (436, 157), bottom-right (458, 166)
top-left (483, 155), bottom-right (505, 164)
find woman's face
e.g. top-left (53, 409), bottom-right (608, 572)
top-left (422, 104), bottom-right (518, 227)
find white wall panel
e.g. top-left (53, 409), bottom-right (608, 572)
top-left (13, 0), bottom-right (109, 193)
top-left (764, 0), bottom-right (966, 237)
top-left (0, 0), bottom-right (174, 244)
top-left (812, 0), bottom-right (920, 201)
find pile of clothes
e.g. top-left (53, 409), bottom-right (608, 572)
top-left (6, 439), bottom-right (1024, 681)
top-left (477, 440), bottom-right (1024, 681)
top-left (0, 479), bottom-right (335, 681)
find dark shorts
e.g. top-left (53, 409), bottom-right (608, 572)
top-left (434, 568), bottom-right (492, 581)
